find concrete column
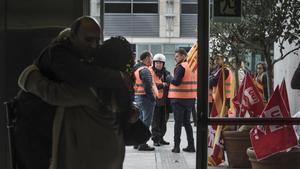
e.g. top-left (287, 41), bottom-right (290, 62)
top-left (159, 0), bottom-right (180, 38)
top-left (90, 0), bottom-right (100, 17)
top-left (274, 41), bottom-right (300, 115)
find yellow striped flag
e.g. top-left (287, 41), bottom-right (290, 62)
top-left (208, 66), bottom-right (227, 166)
top-left (186, 42), bottom-right (198, 72)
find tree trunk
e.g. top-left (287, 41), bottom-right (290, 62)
top-left (265, 52), bottom-right (274, 99)
top-left (267, 64), bottom-right (273, 97)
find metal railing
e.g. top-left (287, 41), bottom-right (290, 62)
top-left (209, 117), bottom-right (300, 125)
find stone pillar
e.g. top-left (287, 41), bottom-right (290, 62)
top-left (159, 0), bottom-right (180, 38)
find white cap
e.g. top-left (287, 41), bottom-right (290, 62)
top-left (153, 53), bottom-right (166, 62)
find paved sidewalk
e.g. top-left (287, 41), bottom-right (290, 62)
top-left (123, 119), bottom-right (234, 169)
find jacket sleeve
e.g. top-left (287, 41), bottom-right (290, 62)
top-left (291, 63), bottom-right (300, 89)
top-left (18, 65), bottom-right (97, 107)
top-left (170, 65), bottom-right (185, 86)
top-left (47, 47), bottom-right (127, 88)
top-left (139, 68), bottom-right (155, 101)
top-left (209, 67), bottom-right (229, 88)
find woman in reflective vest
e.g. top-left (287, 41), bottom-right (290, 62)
top-left (210, 54), bottom-right (232, 107)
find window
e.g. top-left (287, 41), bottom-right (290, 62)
top-left (133, 0), bottom-right (158, 2)
top-left (137, 44), bottom-right (149, 58)
top-left (105, 3), bottom-right (131, 13)
top-left (104, 0), bottom-right (158, 14)
top-left (133, 3), bottom-right (158, 13)
top-left (150, 44), bottom-right (162, 55)
top-left (181, 4), bottom-right (198, 14)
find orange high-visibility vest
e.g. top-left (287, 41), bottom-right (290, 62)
top-left (149, 68), bottom-right (164, 99)
top-left (168, 62), bottom-right (197, 99)
top-left (134, 66), bottom-right (158, 97)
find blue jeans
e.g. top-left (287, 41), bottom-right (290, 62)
top-left (135, 95), bottom-right (156, 128)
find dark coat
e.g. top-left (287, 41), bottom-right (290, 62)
top-left (291, 63), bottom-right (300, 89)
top-left (14, 39), bottom-right (127, 169)
top-left (18, 65), bottom-right (125, 169)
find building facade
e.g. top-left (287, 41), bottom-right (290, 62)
top-left (90, 0), bottom-right (197, 71)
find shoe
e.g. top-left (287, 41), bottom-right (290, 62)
top-left (159, 139), bottom-right (170, 145)
top-left (182, 146), bottom-right (195, 152)
top-left (138, 144), bottom-right (155, 151)
top-left (153, 142), bottom-right (160, 147)
top-left (133, 145), bottom-right (138, 149)
top-left (171, 146), bottom-right (180, 153)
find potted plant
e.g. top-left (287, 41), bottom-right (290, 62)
top-left (222, 126), bottom-right (252, 168)
top-left (247, 146), bottom-right (300, 169)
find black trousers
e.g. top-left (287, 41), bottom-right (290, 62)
top-left (171, 99), bottom-right (195, 147)
top-left (151, 105), bottom-right (168, 142)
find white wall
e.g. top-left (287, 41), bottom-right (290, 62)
top-left (274, 41), bottom-right (300, 115)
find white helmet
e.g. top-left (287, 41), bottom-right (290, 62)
top-left (153, 53), bottom-right (166, 62)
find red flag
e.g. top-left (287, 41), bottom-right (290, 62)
top-left (250, 87), bottom-right (298, 160)
top-left (233, 74), bottom-right (264, 117)
top-left (233, 77), bottom-right (246, 117)
top-left (208, 68), bottom-right (226, 166)
top-left (279, 79), bottom-right (290, 114)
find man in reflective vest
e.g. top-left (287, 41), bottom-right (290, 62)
top-left (209, 54), bottom-right (232, 111)
top-left (150, 53), bottom-right (171, 146)
top-left (133, 51), bottom-right (156, 151)
top-left (168, 48), bottom-right (197, 153)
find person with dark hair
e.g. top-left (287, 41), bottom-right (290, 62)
top-left (291, 62), bottom-right (300, 89)
top-left (255, 62), bottom-right (269, 101)
top-left (133, 51), bottom-right (157, 151)
top-left (209, 54), bottom-right (232, 109)
top-left (14, 16), bottom-right (131, 169)
top-left (150, 53), bottom-right (171, 146)
top-left (168, 48), bottom-right (197, 153)
top-left (17, 36), bottom-right (135, 169)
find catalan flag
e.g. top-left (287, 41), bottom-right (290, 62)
top-left (208, 66), bottom-right (227, 166)
top-left (186, 42), bottom-right (198, 73)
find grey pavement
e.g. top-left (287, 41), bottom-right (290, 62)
top-left (123, 116), bottom-right (239, 169)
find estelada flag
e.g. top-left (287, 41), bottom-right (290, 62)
top-left (279, 78), bottom-right (290, 114)
top-left (208, 67), bottom-right (226, 166)
top-left (186, 42), bottom-right (198, 72)
top-left (249, 87), bottom-right (298, 160)
top-left (233, 74), bottom-right (264, 117)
